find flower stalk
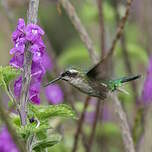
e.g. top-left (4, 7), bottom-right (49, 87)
top-left (19, 0), bottom-right (39, 126)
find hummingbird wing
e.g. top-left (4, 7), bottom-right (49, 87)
top-left (88, 79), bottom-right (109, 99)
top-left (86, 56), bottom-right (111, 81)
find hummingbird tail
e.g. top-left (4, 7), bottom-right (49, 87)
top-left (120, 75), bottom-right (141, 84)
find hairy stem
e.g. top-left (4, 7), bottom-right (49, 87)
top-left (19, 0), bottom-right (39, 126)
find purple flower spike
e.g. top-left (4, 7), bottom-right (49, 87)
top-left (142, 56), bottom-right (152, 104)
top-left (10, 18), bottom-right (55, 104)
top-left (45, 84), bottom-right (64, 104)
top-left (0, 127), bottom-right (19, 152)
top-left (25, 24), bottom-right (45, 43)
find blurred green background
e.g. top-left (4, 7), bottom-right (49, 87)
top-left (0, 0), bottom-right (151, 152)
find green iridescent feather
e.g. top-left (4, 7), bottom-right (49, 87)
top-left (106, 75), bottom-right (141, 91)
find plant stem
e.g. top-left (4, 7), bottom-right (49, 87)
top-left (19, 0), bottom-right (39, 126)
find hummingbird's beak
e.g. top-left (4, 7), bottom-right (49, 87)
top-left (43, 76), bottom-right (62, 87)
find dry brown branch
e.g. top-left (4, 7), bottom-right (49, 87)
top-left (104, 0), bottom-right (133, 60)
top-left (97, 0), bottom-right (105, 57)
top-left (113, 0), bottom-right (138, 102)
top-left (59, 0), bottom-right (98, 63)
top-left (72, 96), bottom-right (90, 152)
top-left (0, 99), bottom-right (27, 152)
top-left (110, 93), bottom-right (135, 152)
top-left (86, 100), bottom-right (103, 152)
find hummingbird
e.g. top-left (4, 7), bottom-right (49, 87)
top-left (44, 57), bottom-right (141, 100)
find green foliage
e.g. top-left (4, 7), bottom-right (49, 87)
top-left (0, 66), bottom-right (20, 89)
top-left (32, 134), bottom-right (62, 151)
top-left (10, 103), bottom-right (76, 150)
top-left (28, 103), bottom-right (77, 121)
top-left (58, 41), bottom-right (91, 68)
top-left (80, 1), bottom-right (115, 24)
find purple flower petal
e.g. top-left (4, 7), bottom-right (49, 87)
top-left (10, 37), bottom-right (26, 55)
top-left (142, 56), bottom-right (152, 104)
top-left (10, 53), bottom-right (24, 68)
top-left (25, 24), bottom-right (44, 43)
top-left (14, 76), bottom-right (22, 97)
top-left (42, 52), bottom-right (53, 71)
top-left (31, 61), bottom-right (46, 81)
top-left (0, 127), bottom-right (19, 152)
top-left (30, 44), bottom-right (44, 62)
top-left (17, 18), bottom-right (26, 32)
top-left (12, 18), bottom-right (25, 43)
top-left (45, 84), bottom-right (64, 104)
top-left (29, 82), bottom-right (41, 104)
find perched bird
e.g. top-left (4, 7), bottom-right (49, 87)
top-left (44, 57), bottom-right (141, 100)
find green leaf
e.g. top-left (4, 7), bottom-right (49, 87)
top-left (32, 134), bottom-right (62, 151)
top-left (29, 104), bottom-right (77, 120)
top-left (11, 114), bottom-right (21, 127)
top-left (0, 66), bottom-right (21, 88)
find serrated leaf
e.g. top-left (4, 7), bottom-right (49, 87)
top-left (32, 134), bottom-right (62, 150)
top-left (29, 104), bottom-right (77, 120)
top-left (0, 66), bottom-right (21, 88)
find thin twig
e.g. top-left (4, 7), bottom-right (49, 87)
top-left (97, 0), bottom-right (105, 57)
top-left (104, 0), bottom-right (133, 60)
top-left (19, 0), bottom-right (39, 126)
top-left (59, 0), bottom-right (98, 63)
top-left (0, 0), bottom-right (16, 26)
top-left (110, 93), bottom-right (135, 152)
top-left (58, 1), bottom-right (100, 151)
top-left (113, 0), bottom-right (138, 102)
top-left (0, 99), bottom-right (27, 152)
top-left (86, 99), bottom-right (103, 152)
top-left (113, 2), bottom-right (141, 146)
top-left (72, 96), bottom-right (90, 152)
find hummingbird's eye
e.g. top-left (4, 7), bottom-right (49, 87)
top-left (61, 70), bottom-right (78, 77)
top-left (61, 71), bottom-right (71, 77)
